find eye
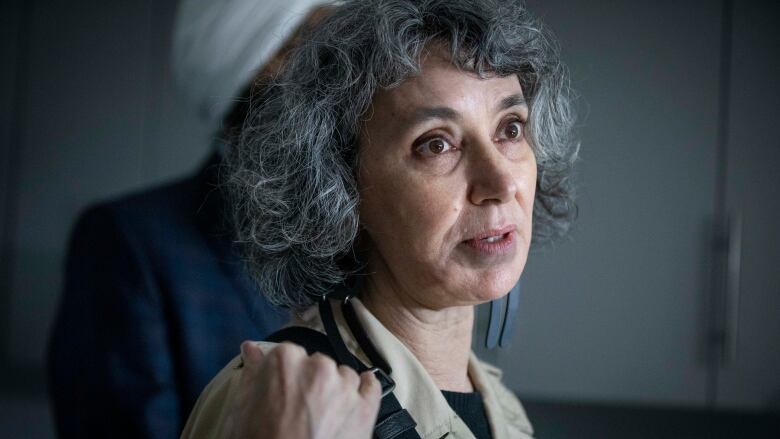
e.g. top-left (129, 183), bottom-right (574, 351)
top-left (415, 137), bottom-right (456, 156)
top-left (498, 119), bottom-right (525, 142)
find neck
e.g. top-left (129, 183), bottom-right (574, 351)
top-left (360, 274), bottom-right (475, 392)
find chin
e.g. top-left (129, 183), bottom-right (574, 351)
top-left (469, 267), bottom-right (522, 304)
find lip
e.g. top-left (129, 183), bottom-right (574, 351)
top-left (461, 225), bottom-right (517, 256)
top-left (464, 225), bottom-right (517, 242)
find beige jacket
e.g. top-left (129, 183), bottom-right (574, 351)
top-left (182, 298), bottom-right (535, 439)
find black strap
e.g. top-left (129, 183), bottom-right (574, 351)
top-left (265, 305), bottom-right (421, 439)
top-left (374, 407), bottom-right (419, 439)
top-left (318, 299), bottom-right (397, 399)
top-left (266, 326), bottom-right (334, 355)
top-left (342, 300), bottom-right (392, 374)
top-left (318, 299), bottom-right (362, 371)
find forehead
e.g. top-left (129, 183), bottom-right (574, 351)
top-left (371, 51), bottom-right (524, 120)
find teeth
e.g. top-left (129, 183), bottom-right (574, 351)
top-left (483, 235), bottom-right (502, 243)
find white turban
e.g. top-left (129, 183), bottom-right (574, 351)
top-left (172, 0), bottom-right (326, 124)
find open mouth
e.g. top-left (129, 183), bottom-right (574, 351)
top-left (463, 231), bottom-right (511, 246)
top-left (461, 226), bottom-right (516, 255)
top-left (481, 233), bottom-right (508, 243)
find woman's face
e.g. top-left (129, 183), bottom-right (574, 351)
top-left (358, 50), bottom-right (537, 310)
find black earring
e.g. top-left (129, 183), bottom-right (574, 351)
top-left (485, 280), bottom-right (522, 349)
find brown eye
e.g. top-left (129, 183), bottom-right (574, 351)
top-left (415, 137), bottom-right (455, 156)
top-left (503, 120), bottom-right (523, 140)
top-left (429, 139), bottom-right (446, 153)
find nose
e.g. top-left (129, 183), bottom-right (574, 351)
top-left (467, 141), bottom-right (519, 206)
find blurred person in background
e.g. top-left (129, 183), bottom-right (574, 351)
top-left (46, 1), bottom-right (328, 437)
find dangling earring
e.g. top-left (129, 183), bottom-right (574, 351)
top-left (485, 280), bottom-right (522, 349)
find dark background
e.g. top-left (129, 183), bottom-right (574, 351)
top-left (1, 0), bottom-right (779, 437)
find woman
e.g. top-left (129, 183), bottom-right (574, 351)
top-left (183, 0), bottom-right (577, 437)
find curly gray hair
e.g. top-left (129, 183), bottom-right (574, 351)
top-left (226, 0), bottom-right (579, 310)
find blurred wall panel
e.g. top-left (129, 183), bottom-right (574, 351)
top-left (5, 0), bottom-right (211, 365)
top-left (497, 0), bottom-right (722, 406)
top-left (1, 0), bottom-right (26, 360)
top-left (716, 0), bottom-right (780, 410)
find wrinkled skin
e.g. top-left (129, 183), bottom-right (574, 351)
top-left (222, 341), bottom-right (382, 439)
top-left (358, 47), bottom-right (536, 312)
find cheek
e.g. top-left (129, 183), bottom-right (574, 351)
top-left (521, 165), bottom-right (536, 211)
top-left (517, 160), bottom-right (537, 245)
top-left (359, 168), bottom-right (463, 265)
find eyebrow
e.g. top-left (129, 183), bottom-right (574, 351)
top-left (407, 106), bottom-right (461, 126)
top-left (497, 93), bottom-right (527, 112)
top-left (405, 93), bottom-right (528, 127)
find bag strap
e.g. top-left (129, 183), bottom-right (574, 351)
top-left (265, 309), bottom-right (421, 439)
top-left (341, 299), bottom-right (392, 374)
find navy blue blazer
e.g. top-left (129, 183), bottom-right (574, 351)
top-left (47, 154), bottom-right (289, 438)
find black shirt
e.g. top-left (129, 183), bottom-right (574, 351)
top-left (441, 390), bottom-right (493, 439)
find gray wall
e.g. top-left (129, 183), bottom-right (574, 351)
top-left (716, 0), bottom-right (780, 408)
top-left (1, 0), bottom-right (26, 367)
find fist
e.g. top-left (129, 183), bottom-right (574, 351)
top-left (223, 341), bottom-right (382, 439)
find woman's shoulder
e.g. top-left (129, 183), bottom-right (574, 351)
top-left (471, 356), bottom-right (536, 438)
top-left (181, 341), bottom-right (280, 439)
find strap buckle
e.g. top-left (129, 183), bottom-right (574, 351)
top-left (369, 366), bottom-right (396, 397)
